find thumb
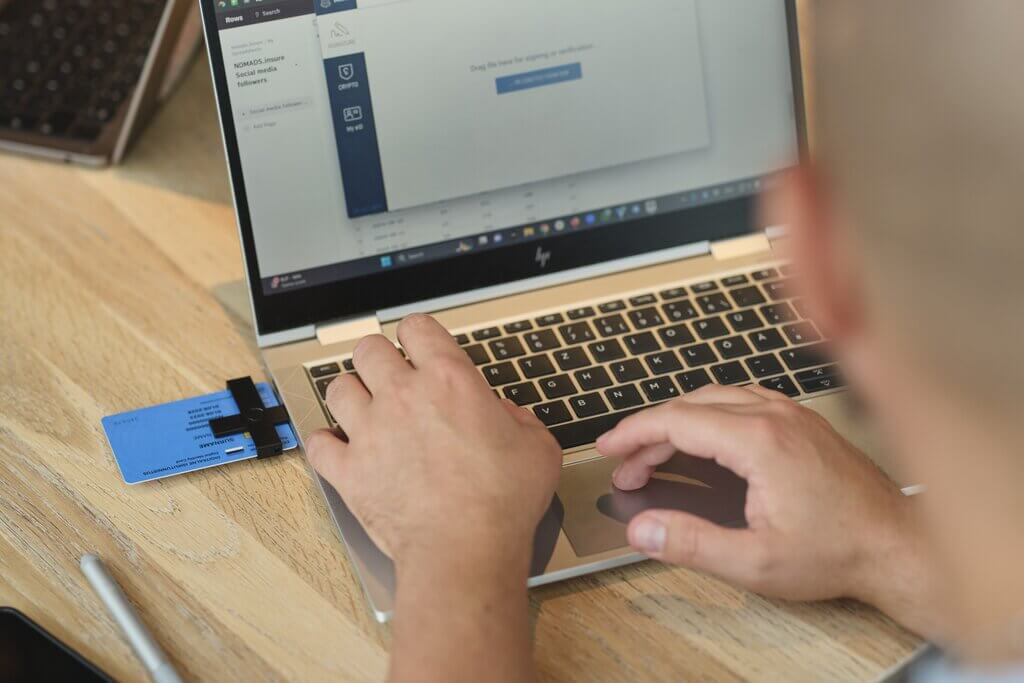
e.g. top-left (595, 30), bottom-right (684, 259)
top-left (628, 509), bottom-right (761, 579)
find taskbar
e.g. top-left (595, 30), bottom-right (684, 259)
top-left (260, 174), bottom-right (777, 295)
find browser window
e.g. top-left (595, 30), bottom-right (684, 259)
top-left (213, 0), bottom-right (798, 294)
top-left (315, 0), bottom-right (712, 218)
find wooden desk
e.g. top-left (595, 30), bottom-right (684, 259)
top-left (0, 35), bottom-right (920, 683)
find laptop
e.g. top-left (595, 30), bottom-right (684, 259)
top-left (200, 0), bottom-right (864, 621)
top-left (0, 0), bottom-right (201, 166)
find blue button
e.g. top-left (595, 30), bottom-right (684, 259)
top-left (495, 62), bottom-right (582, 95)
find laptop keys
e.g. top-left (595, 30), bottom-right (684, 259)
top-left (554, 347), bottom-right (590, 371)
top-left (761, 302), bottom-right (797, 325)
top-left (663, 300), bottom-right (698, 322)
top-left (503, 382), bottom-right (541, 406)
top-left (714, 336), bottom-right (753, 360)
top-left (464, 344), bottom-right (490, 365)
top-left (567, 306), bottom-right (595, 320)
top-left (659, 286), bottom-right (687, 301)
top-left (641, 377), bottom-right (680, 402)
top-left (760, 375), bottom-right (800, 398)
top-left (750, 328), bottom-right (787, 352)
top-left (540, 375), bottom-right (577, 399)
top-left (694, 317), bottom-right (729, 340)
top-left (624, 332), bottom-right (660, 355)
top-left (657, 324), bottom-right (695, 348)
top-left (611, 359), bottom-right (648, 383)
top-left (569, 393), bottom-right (610, 418)
top-left (503, 320), bottom-right (532, 334)
top-left (473, 326), bottom-right (501, 341)
top-left (524, 329), bottom-right (560, 352)
top-left (598, 300), bottom-right (626, 313)
top-left (628, 307), bottom-right (663, 329)
top-left (781, 343), bottom-right (832, 371)
top-left (309, 362), bottom-right (340, 378)
top-left (595, 314), bottom-right (630, 337)
top-left (489, 337), bottom-right (525, 360)
top-left (726, 309), bottom-right (764, 333)
top-left (729, 285), bottom-right (767, 308)
top-left (629, 293), bottom-right (657, 306)
top-left (533, 401), bottom-right (572, 426)
top-left (782, 322), bottom-right (821, 345)
top-left (518, 354), bottom-right (556, 378)
top-left (483, 362), bottom-right (520, 386)
top-left (536, 313), bottom-right (564, 327)
top-left (696, 293), bottom-right (733, 315)
top-left (722, 274), bottom-right (749, 287)
top-left (605, 384), bottom-right (644, 410)
top-left (588, 339), bottom-right (626, 363)
top-left (574, 366), bottom-right (612, 391)
top-left (559, 322), bottom-right (595, 345)
top-left (712, 361), bottom-right (750, 385)
top-left (746, 353), bottom-right (784, 378)
top-left (644, 351), bottom-right (683, 375)
top-left (680, 343), bottom-right (716, 367)
top-left (676, 369), bottom-right (713, 393)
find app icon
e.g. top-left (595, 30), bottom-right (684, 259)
top-left (600, 208), bottom-right (613, 222)
top-left (523, 226), bottom-right (536, 237)
top-left (615, 206), bottom-right (628, 219)
top-left (380, 255), bottom-right (393, 268)
top-left (570, 216), bottom-right (581, 228)
top-left (338, 63), bottom-right (355, 81)
top-left (540, 223), bottom-right (550, 234)
top-left (343, 106), bottom-right (363, 123)
top-left (631, 204), bottom-right (642, 215)
top-left (493, 233), bottom-right (503, 243)
top-left (478, 235), bottom-right (489, 245)
top-left (645, 199), bottom-right (658, 214)
top-left (584, 213), bottom-right (596, 225)
top-left (554, 219), bottom-right (566, 231)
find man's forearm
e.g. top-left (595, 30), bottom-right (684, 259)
top-left (850, 498), bottom-right (948, 644)
top-left (389, 547), bottom-right (537, 683)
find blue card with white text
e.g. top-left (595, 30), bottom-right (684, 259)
top-left (102, 383), bottom-right (297, 484)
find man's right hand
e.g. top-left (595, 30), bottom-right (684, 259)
top-left (596, 385), bottom-right (938, 636)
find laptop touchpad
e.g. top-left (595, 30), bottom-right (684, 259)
top-left (557, 452), bottom-right (748, 558)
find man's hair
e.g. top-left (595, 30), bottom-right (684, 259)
top-left (811, 1), bottom-right (1024, 408)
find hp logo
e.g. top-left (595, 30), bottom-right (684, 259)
top-left (535, 247), bottom-right (552, 269)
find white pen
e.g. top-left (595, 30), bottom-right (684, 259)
top-left (80, 554), bottom-right (185, 683)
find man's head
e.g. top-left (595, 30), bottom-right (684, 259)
top-left (782, 0), bottom-right (1024, 646)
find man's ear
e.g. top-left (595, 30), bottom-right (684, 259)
top-left (769, 165), bottom-right (864, 343)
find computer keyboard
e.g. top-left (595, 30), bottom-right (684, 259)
top-left (0, 0), bottom-right (165, 141)
top-left (306, 264), bottom-right (845, 451)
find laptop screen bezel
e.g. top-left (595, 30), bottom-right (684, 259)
top-left (200, 0), bottom-right (807, 337)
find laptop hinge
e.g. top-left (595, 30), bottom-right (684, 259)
top-left (710, 232), bottom-right (773, 261)
top-left (316, 313), bottom-right (383, 346)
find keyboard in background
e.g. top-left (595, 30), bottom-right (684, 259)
top-left (0, 0), bottom-right (165, 142)
top-left (306, 264), bottom-right (844, 451)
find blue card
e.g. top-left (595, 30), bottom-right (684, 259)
top-left (102, 383), bottom-right (297, 484)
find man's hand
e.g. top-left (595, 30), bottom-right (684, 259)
top-left (304, 314), bottom-right (559, 683)
top-left (306, 313), bottom-right (561, 573)
top-left (596, 385), bottom-right (936, 634)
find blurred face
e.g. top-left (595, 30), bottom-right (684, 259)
top-left (771, 167), bottom-right (1022, 648)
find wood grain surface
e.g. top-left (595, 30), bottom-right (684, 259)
top-left (0, 7), bottom-right (922, 680)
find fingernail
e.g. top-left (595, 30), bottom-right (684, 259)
top-left (632, 518), bottom-right (666, 555)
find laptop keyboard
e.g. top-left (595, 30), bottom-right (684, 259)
top-left (0, 0), bottom-right (165, 142)
top-left (306, 264), bottom-right (844, 452)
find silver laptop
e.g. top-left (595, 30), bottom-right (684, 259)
top-left (200, 0), bottom-right (861, 622)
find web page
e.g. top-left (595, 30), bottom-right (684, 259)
top-left (213, 0), bottom-right (798, 294)
top-left (315, 0), bottom-right (712, 218)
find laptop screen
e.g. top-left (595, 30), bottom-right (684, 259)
top-left (211, 0), bottom-right (799, 300)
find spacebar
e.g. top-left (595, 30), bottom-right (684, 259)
top-left (549, 407), bottom-right (645, 450)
